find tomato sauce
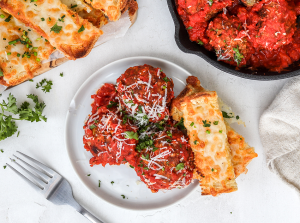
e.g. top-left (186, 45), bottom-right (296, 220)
top-left (133, 126), bottom-right (195, 193)
top-left (177, 0), bottom-right (300, 72)
top-left (116, 65), bottom-right (174, 125)
top-left (83, 83), bottom-right (138, 167)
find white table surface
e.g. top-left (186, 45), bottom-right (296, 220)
top-left (1, 0), bottom-right (300, 222)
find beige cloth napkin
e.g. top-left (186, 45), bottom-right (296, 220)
top-left (259, 76), bottom-right (300, 193)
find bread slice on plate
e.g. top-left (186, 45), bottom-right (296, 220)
top-left (171, 76), bottom-right (257, 196)
top-left (0, 0), bottom-right (103, 60)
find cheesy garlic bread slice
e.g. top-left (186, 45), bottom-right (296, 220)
top-left (171, 76), bottom-right (257, 195)
top-left (0, 0), bottom-right (103, 60)
top-left (0, 9), bottom-right (54, 86)
top-left (84, 0), bottom-right (125, 21)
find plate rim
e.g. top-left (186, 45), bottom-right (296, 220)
top-left (64, 56), bottom-right (199, 211)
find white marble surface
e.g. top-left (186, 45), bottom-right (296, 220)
top-left (1, 0), bottom-right (300, 222)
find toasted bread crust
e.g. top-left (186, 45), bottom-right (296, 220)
top-left (0, 0), bottom-right (102, 60)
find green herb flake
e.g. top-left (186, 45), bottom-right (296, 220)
top-left (162, 167), bottom-right (165, 171)
top-left (162, 85), bottom-right (167, 90)
top-left (50, 23), bottom-right (62, 34)
top-left (176, 163), bottom-right (185, 171)
top-left (187, 26), bottom-right (193, 30)
top-left (202, 120), bottom-right (211, 127)
top-left (3, 165), bottom-right (6, 169)
top-left (60, 72), bottom-right (63, 77)
top-left (87, 174), bottom-right (91, 176)
top-left (121, 195), bottom-right (125, 199)
top-left (124, 131), bottom-right (139, 140)
top-left (206, 130), bottom-right (211, 134)
top-left (197, 40), bottom-right (204, 45)
top-left (0, 149), bottom-right (3, 153)
top-left (0, 14), bottom-right (5, 19)
top-left (163, 77), bottom-right (169, 82)
top-left (71, 4), bottom-right (77, 8)
top-left (111, 181), bottom-right (114, 185)
top-left (190, 122), bottom-right (194, 127)
top-left (89, 124), bottom-right (96, 130)
top-left (233, 46), bottom-right (244, 66)
top-left (208, 0), bottom-right (213, 6)
top-left (17, 131), bottom-right (20, 137)
top-left (236, 115), bottom-right (240, 120)
top-left (129, 165), bottom-right (134, 168)
top-left (98, 180), bottom-right (101, 187)
top-left (78, 25), bottom-right (85, 33)
top-left (222, 111), bottom-right (234, 118)
top-left (219, 130), bottom-right (223, 133)
top-left (4, 15), bottom-right (12, 22)
top-left (41, 17), bottom-right (45, 21)
top-left (194, 140), bottom-right (197, 145)
top-left (213, 121), bottom-right (219, 125)
top-left (107, 101), bottom-right (118, 108)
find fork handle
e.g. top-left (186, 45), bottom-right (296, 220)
top-left (78, 206), bottom-right (104, 223)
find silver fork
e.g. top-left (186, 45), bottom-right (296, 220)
top-left (6, 151), bottom-right (103, 223)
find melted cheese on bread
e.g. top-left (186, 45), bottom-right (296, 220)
top-left (0, 0), bottom-right (103, 60)
top-left (180, 90), bottom-right (238, 196)
top-left (0, 9), bottom-right (54, 86)
top-left (85, 0), bottom-right (122, 21)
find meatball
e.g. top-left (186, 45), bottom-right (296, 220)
top-left (248, 0), bottom-right (297, 51)
top-left (83, 83), bottom-right (138, 167)
top-left (206, 13), bottom-right (251, 67)
top-left (133, 126), bottom-right (195, 193)
top-left (116, 65), bottom-right (174, 126)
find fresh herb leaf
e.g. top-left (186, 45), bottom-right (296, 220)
top-left (3, 165), bottom-right (6, 169)
top-left (0, 149), bottom-right (3, 153)
top-left (87, 174), bottom-right (91, 176)
top-left (213, 121), bottom-right (219, 125)
top-left (4, 15), bottom-right (12, 22)
top-left (174, 117), bottom-right (186, 131)
top-left (89, 124), bottom-right (96, 130)
top-left (208, 0), bottom-right (213, 6)
top-left (107, 101), bottom-right (118, 108)
top-left (71, 4), bottom-right (77, 8)
top-left (111, 181), bottom-right (114, 185)
top-left (58, 15), bottom-right (65, 22)
top-left (124, 131), bottom-right (139, 140)
top-left (176, 163), bottom-right (185, 171)
top-left (233, 46), bottom-right (244, 66)
top-left (36, 79), bottom-right (53, 93)
top-left (194, 140), bottom-right (197, 145)
top-left (60, 72), bottom-right (63, 77)
top-left (50, 23), bottom-right (62, 34)
top-left (206, 130), bottom-right (210, 134)
top-left (129, 165), bottom-right (134, 168)
top-left (236, 115), bottom-right (239, 120)
top-left (163, 77), bottom-right (169, 82)
top-left (202, 120), bottom-right (211, 127)
top-left (219, 130), bottom-right (223, 133)
top-left (190, 122), bottom-right (194, 127)
top-left (121, 195), bottom-right (125, 199)
top-left (78, 25), bottom-right (85, 33)
top-left (222, 111), bottom-right (234, 118)
top-left (18, 94), bottom-right (47, 122)
top-left (98, 180), bottom-right (101, 187)
top-left (197, 40), bottom-right (204, 45)
top-left (187, 26), bottom-right (193, 30)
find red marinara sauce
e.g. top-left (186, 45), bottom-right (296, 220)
top-left (116, 65), bottom-right (174, 125)
top-left (83, 83), bottom-right (138, 167)
top-left (177, 0), bottom-right (300, 72)
top-left (133, 126), bottom-right (195, 193)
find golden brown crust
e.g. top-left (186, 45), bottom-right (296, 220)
top-left (0, 0), bottom-right (102, 60)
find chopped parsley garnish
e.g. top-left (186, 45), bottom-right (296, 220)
top-left (0, 69), bottom-right (3, 77)
top-left (202, 120), bottom-right (211, 127)
top-left (87, 174), bottom-right (91, 176)
top-left (206, 130), bottom-right (211, 134)
top-left (162, 167), bottom-right (165, 171)
top-left (162, 85), bottom-right (167, 90)
top-left (233, 46), bottom-right (244, 66)
top-left (36, 79), bottom-right (53, 93)
top-left (9, 39), bottom-right (20, 45)
top-left (166, 130), bottom-right (172, 137)
top-left (129, 165), bottom-right (134, 168)
top-left (236, 115), bottom-right (240, 120)
top-left (187, 26), bottom-right (193, 30)
top-left (3, 165), bottom-right (6, 169)
top-left (222, 111), bottom-right (234, 118)
top-left (219, 130), bottom-right (223, 133)
top-left (0, 149), bottom-right (3, 153)
top-left (50, 23), bottom-right (62, 34)
top-left (121, 195), bottom-right (125, 199)
top-left (111, 181), bottom-right (114, 185)
top-left (17, 131), bottom-right (20, 137)
top-left (163, 77), bottom-right (169, 82)
top-left (107, 101), bottom-right (118, 108)
top-left (194, 140), bottom-right (197, 145)
top-left (4, 15), bottom-right (12, 22)
top-left (183, 173), bottom-right (186, 176)
top-left (78, 25), bottom-right (85, 33)
top-left (124, 131), bottom-right (139, 140)
top-left (0, 94), bottom-right (47, 141)
top-left (176, 163), bottom-right (185, 171)
top-left (174, 117), bottom-right (186, 131)
top-left (58, 15), bottom-right (65, 22)
top-left (142, 154), bottom-right (149, 160)
top-left (190, 122), bottom-right (194, 127)
top-left (60, 72), bottom-right (63, 77)
top-left (0, 14), bottom-right (5, 19)
top-left (208, 0), bottom-right (213, 6)
top-left (211, 168), bottom-right (214, 172)
top-left (89, 124), bottom-right (96, 130)
top-left (71, 4), bottom-right (77, 8)
top-left (166, 139), bottom-right (172, 143)
top-left (197, 40), bottom-right (204, 45)
top-left (98, 180), bottom-right (101, 187)
top-left (213, 121), bottom-right (219, 125)
top-left (28, 79), bottom-right (33, 82)
top-left (41, 18), bottom-right (45, 21)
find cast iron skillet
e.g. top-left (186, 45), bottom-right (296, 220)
top-left (167, 0), bottom-right (300, 80)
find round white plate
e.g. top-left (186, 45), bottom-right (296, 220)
top-left (65, 56), bottom-right (199, 210)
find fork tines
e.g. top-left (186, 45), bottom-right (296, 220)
top-left (6, 151), bottom-right (59, 194)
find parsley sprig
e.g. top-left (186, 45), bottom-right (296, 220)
top-left (36, 79), bottom-right (53, 93)
top-left (0, 93), bottom-right (47, 141)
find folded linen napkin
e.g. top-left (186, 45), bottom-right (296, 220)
top-left (260, 77), bottom-right (300, 193)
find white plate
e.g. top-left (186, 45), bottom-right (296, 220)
top-left (65, 56), bottom-right (199, 211)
